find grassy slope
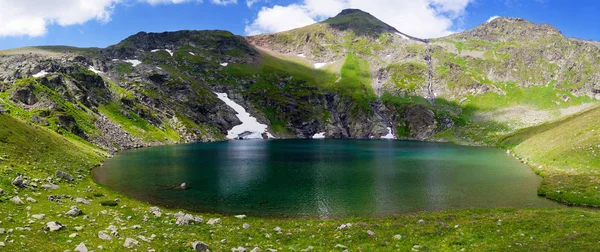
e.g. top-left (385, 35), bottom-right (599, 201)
top-left (500, 104), bottom-right (600, 206)
top-left (3, 116), bottom-right (600, 251)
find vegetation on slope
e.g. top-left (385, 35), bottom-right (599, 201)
top-left (500, 105), bottom-right (600, 206)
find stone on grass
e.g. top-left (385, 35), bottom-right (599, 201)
top-left (98, 231), bottom-right (112, 240)
top-left (123, 238), bottom-right (139, 248)
top-left (12, 175), bottom-right (24, 187)
top-left (46, 222), bottom-right (65, 232)
top-left (367, 230), bottom-right (375, 236)
top-left (0, 188), bottom-right (4, 194)
top-left (42, 184), bottom-right (60, 190)
top-left (192, 241), bottom-right (210, 252)
top-left (233, 247), bottom-right (247, 252)
top-left (251, 247), bottom-right (262, 252)
top-left (32, 214), bottom-right (46, 220)
top-left (75, 198), bottom-right (91, 205)
top-left (393, 234), bottom-right (402, 240)
top-left (207, 218), bottom-right (221, 225)
top-left (75, 242), bottom-right (88, 252)
top-left (235, 215), bottom-right (247, 219)
top-left (66, 206), bottom-right (82, 217)
top-left (26, 197), bottom-right (37, 203)
top-left (69, 233), bottom-right (78, 238)
top-left (273, 227), bottom-right (282, 233)
top-left (149, 207), bottom-right (162, 217)
top-left (10, 196), bottom-right (24, 205)
top-left (243, 223), bottom-right (250, 229)
top-left (56, 170), bottom-right (74, 181)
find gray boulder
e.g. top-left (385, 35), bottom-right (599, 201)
top-left (75, 242), bottom-right (88, 252)
top-left (66, 206), bottom-right (83, 217)
top-left (192, 241), bottom-right (210, 252)
top-left (56, 170), bottom-right (74, 181)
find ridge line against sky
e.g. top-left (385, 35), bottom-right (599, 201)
top-left (0, 0), bottom-right (599, 49)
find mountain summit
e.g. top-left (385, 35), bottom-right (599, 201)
top-left (321, 9), bottom-right (401, 37)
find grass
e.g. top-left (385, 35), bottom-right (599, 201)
top-left (500, 104), bottom-right (600, 206)
top-left (98, 102), bottom-right (180, 144)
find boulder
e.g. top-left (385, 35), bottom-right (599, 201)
top-left (75, 242), bottom-right (88, 252)
top-left (56, 170), bottom-right (74, 181)
top-left (192, 241), bottom-right (210, 252)
top-left (46, 222), bottom-right (65, 232)
top-left (75, 198), bottom-right (91, 205)
top-left (26, 197), bottom-right (37, 203)
top-left (149, 207), bottom-right (162, 217)
top-left (32, 214), bottom-right (46, 220)
top-left (207, 218), bottom-right (221, 225)
top-left (123, 238), bottom-right (139, 248)
top-left (42, 184), bottom-right (60, 190)
top-left (12, 175), bottom-right (24, 187)
top-left (10, 83), bottom-right (38, 105)
top-left (10, 196), bottom-right (24, 205)
top-left (98, 231), bottom-right (112, 240)
top-left (66, 206), bottom-right (82, 217)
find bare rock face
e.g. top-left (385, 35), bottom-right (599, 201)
top-left (11, 83), bottom-right (38, 105)
top-left (405, 105), bottom-right (437, 140)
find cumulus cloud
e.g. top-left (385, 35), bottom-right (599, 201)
top-left (487, 15), bottom-right (500, 23)
top-left (245, 0), bottom-right (475, 38)
top-left (0, 0), bottom-right (210, 37)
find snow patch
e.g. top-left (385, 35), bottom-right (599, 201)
top-left (314, 63), bottom-right (327, 69)
top-left (312, 132), bottom-right (325, 139)
top-left (487, 16), bottom-right (500, 23)
top-left (215, 92), bottom-right (272, 140)
top-left (151, 49), bottom-right (173, 56)
top-left (189, 52), bottom-right (195, 56)
top-left (297, 54), bottom-right (306, 58)
top-left (220, 63), bottom-right (229, 67)
top-left (381, 127), bottom-right (395, 140)
top-left (88, 66), bottom-right (102, 74)
top-left (124, 60), bottom-right (142, 67)
top-left (395, 32), bottom-right (410, 40)
top-left (32, 70), bottom-right (49, 78)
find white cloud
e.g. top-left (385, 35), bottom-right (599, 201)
top-left (211, 0), bottom-right (237, 5)
top-left (0, 0), bottom-right (212, 37)
top-left (246, 0), bottom-right (265, 7)
top-left (245, 0), bottom-right (475, 38)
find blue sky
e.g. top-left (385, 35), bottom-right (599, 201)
top-left (0, 0), bottom-right (598, 50)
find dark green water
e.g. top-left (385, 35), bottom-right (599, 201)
top-left (94, 140), bottom-right (562, 218)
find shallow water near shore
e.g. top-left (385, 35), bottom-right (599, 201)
top-left (94, 139), bottom-right (562, 218)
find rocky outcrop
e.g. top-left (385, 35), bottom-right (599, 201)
top-left (93, 115), bottom-right (147, 152)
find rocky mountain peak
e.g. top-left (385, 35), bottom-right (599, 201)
top-left (446, 16), bottom-right (563, 42)
top-left (321, 8), bottom-right (400, 37)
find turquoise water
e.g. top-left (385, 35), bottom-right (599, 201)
top-left (94, 140), bottom-right (562, 218)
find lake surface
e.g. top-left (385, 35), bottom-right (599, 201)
top-left (94, 140), bottom-right (562, 218)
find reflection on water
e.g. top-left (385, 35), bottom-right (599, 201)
top-left (94, 140), bottom-right (563, 218)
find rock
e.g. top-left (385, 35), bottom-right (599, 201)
top-left (12, 175), bottom-right (24, 187)
top-left (180, 183), bottom-right (188, 190)
top-left (0, 228), bottom-right (4, 234)
top-left (75, 198), bottom-right (91, 205)
top-left (0, 242), bottom-right (4, 247)
top-left (393, 234), bottom-right (402, 240)
top-left (251, 248), bottom-right (262, 252)
top-left (42, 184), bottom-right (60, 190)
top-left (192, 241), bottom-right (210, 252)
top-left (131, 225), bottom-right (141, 229)
top-left (418, 219), bottom-right (425, 224)
top-left (123, 238), bottom-right (139, 248)
top-left (367, 230), bottom-right (375, 236)
top-left (66, 206), bottom-right (83, 217)
top-left (194, 216), bottom-right (203, 223)
top-left (335, 244), bottom-right (347, 249)
top-left (32, 214), bottom-right (46, 220)
top-left (207, 218), bottom-right (221, 225)
top-left (149, 207), bottom-right (162, 217)
top-left (10, 196), bottom-right (24, 205)
top-left (98, 231), bottom-right (112, 240)
top-left (31, 114), bottom-right (49, 126)
top-left (26, 197), bottom-right (37, 203)
top-left (243, 223), bottom-right (250, 229)
top-left (273, 227), bottom-right (282, 233)
top-left (56, 170), bottom-right (74, 181)
top-left (233, 247), bottom-right (247, 252)
top-left (69, 233), bottom-right (78, 238)
top-left (75, 242), bottom-right (88, 252)
top-left (0, 188), bottom-right (4, 194)
top-left (176, 213), bottom-right (195, 225)
top-left (46, 222), bottom-right (65, 232)
top-left (235, 215), bottom-right (247, 219)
